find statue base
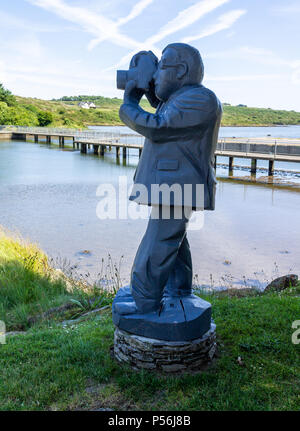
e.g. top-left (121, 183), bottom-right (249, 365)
top-left (114, 325), bottom-right (217, 373)
top-left (112, 286), bottom-right (212, 341)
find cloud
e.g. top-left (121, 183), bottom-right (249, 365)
top-left (117, 0), bottom-right (154, 25)
top-left (111, 0), bottom-right (231, 70)
top-left (6, 64), bottom-right (114, 83)
top-left (88, 0), bottom-right (155, 51)
top-left (146, 0), bottom-right (230, 45)
top-left (290, 60), bottom-right (300, 84)
top-left (1, 60), bottom-right (118, 99)
top-left (205, 46), bottom-right (294, 68)
top-left (205, 73), bottom-right (284, 82)
top-left (182, 9), bottom-right (246, 42)
top-left (0, 61), bottom-right (8, 83)
top-left (0, 10), bottom-right (74, 33)
top-left (205, 45), bottom-right (300, 87)
top-left (27, 0), bottom-right (233, 72)
top-left (292, 69), bottom-right (300, 84)
top-left (0, 33), bottom-right (43, 60)
top-left (27, 0), bottom-right (143, 50)
top-left (207, 45), bottom-right (300, 78)
top-left (272, 3), bottom-right (300, 14)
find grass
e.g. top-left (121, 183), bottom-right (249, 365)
top-left (221, 105), bottom-right (300, 126)
top-left (0, 228), bottom-right (113, 331)
top-left (15, 96), bottom-right (125, 128)
top-left (0, 231), bottom-right (299, 411)
top-left (1, 95), bottom-right (299, 128)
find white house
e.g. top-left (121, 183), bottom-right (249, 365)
top-left (78, 102), bottom-right (90, 109)
top-left (78, 102), bottom-right (97, 109)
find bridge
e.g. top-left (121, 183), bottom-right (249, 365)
top-left (1, 126), bottom-right (300, 175)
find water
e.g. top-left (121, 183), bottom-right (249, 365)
top-left (0, 126), bottom-right (299, 290)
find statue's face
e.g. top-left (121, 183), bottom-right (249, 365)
top-left (153, 48), bottom-right (181, 102)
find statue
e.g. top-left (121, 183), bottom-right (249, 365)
top-left (112, 43), bottom-right (222, 341)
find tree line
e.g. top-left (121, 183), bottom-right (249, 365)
top-left (0, 83), bottom-right (53, 126)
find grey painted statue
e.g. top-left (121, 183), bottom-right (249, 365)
top-left (112, 43), bottom-right (222, 341)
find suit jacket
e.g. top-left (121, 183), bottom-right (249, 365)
top-left (119, 84), bottom-right (222, 210)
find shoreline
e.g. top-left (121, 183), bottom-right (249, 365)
top-left (87, 123), bottom-right (300, 128)
top-left (2, 123), bottom-right (300, 130)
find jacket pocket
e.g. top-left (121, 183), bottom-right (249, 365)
top-left (156, 159), bottom-right (179, 171)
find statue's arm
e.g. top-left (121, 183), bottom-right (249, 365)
top-left (120, 89), bottom-right (218, 142)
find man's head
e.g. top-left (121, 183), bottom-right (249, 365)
top-left (153, 43), bottom-right (204, 102)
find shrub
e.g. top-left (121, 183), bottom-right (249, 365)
top-left (0, 101), bottom-right (8, 121)
top-left (0, 83), bottom-right (16, 106)
top-left (0, 103), bottom-right (39, 126)
top-left (37, 111), bottom-right (53, 126)
top-left (24, 104), bottom-right (40, 114)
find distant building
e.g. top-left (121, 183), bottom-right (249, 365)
top-left (237, 104), bottom-right (247, 107)
top-left (78, 102), bottom-right (90, 109)
top-left (78, 102), bottom-right (97, 109)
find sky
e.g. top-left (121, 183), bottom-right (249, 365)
top-left (0, 0), bottom-right (299, 110)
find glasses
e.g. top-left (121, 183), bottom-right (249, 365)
top-left (158, 61), bottom-right (178, 70)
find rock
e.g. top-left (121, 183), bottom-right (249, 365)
top-left (77, 250), bottom-right (91, 256)
top-left (81, 305), bottom-right (110, 318)
top-left (28, 302), bottom-right (78, 325)
top-left (208, 344), bottom-right (217, 360)
top-left (161, 363), bottom-right (186, 372)
top-left (85, 384), bottom-right (107, 394)
top-left (237, 356), bottom-right (244, 366)
top-left (264, 274), bottom-right (298, 292)
top-left (92, 408), bottom-right (114, 411)
top-left (61, 305), bottom-right (110, 326)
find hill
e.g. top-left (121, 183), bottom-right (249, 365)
top-left (221, 104), bottom-right (300, 127)
top-left (1, 91), bottom-right (300, 128)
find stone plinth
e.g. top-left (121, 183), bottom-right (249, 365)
top-left (114, 324), bottom-right (217, 373)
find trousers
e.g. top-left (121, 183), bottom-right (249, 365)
top-left (130, 205), bottom-right (193, 313)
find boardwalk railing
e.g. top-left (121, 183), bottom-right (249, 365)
top-left (2, 125), bottom-right (145, 147)
top-left (1, 125), bottom-right (300, 159)
top-left (4, 125), bottom-right (121, 140)
top-left (217, 138), bottom-right (300, 156)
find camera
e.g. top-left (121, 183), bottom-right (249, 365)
top-left (116, 50), bottom-right (158, 92)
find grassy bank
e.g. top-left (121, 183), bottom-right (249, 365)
top-left (0, 231), bottom-right (299, 411)
top-left (1, 92), bottom-right (300, 128)
top-left (0, 229), bottom-right (113, 331)
top-left (0, 95), bottom-right (154, 128)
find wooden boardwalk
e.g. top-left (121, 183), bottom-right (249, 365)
top-left (1, 126), bottom-right (300, 174)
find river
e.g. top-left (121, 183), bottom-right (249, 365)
top-left (0, 125), bottom-right (299, 290)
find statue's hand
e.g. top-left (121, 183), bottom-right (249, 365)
top-left (124, 80), bottom-right (145, 105)
top-left (144, 79), bottom-right (160, 108)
